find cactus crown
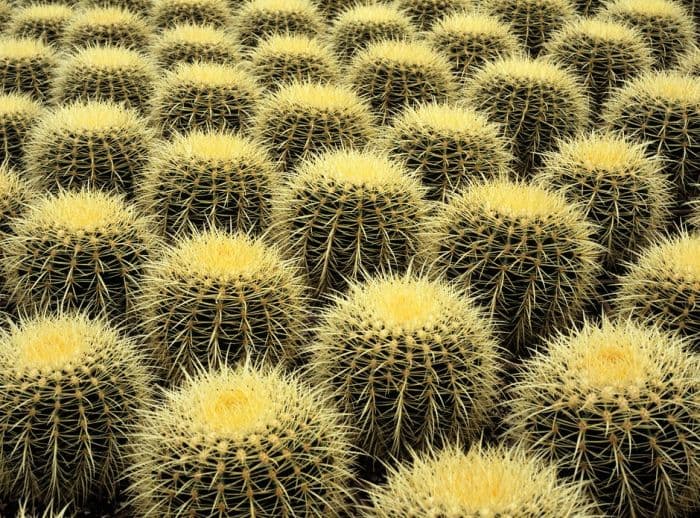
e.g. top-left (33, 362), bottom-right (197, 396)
top-left (435, 11), bottom-right (513, 37)
top-left (171, 130), bottom-right (257, 162)
top-left (557, 131), bottom-right (657, 172)
top-left (339, 3), bottom-right (409, 24)
top-left (71, 6), bottom-right (138, 25)
top-left (159, 23), bottom-right (230, 45)
top-left (483, 55), bottom-right (580, 85)
top-left (358, 39), bottom-right (451, 69)
top-left (396, 102), bottom-right (499, 137)
top-left (0, 92), bottom-right (40, 116)
top-left (245, 0), bottom-right (316, 12)
top-left (269, 81), bottom-right (365, 112)
top-left (12, 4), bottom-right (73, 20)
top-left (0, 37), bottom-right (51, 59)
top-left (62, 45), bottom-right (149, 70)
top-left (655, 235), bottom-right (700, 281)
top-left (168, 61), bottom-right (253, 88)
top-left (569, 18), bottom-right (647, 43)
top-left (37, 100), bottom-right (139, 138)
top-left (607, 0), bottom-right (690, 17)
top-left (256, 33), bottom-right (327, 55)
top-left (624, 71), bottom-right (700, 104)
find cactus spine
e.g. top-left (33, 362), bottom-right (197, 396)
top-left (0, 37), bottom-right (57, 101)
top-left (0, 92), bottom-right (42, 169)
top-left (150, 23), bottom-right (238, 68)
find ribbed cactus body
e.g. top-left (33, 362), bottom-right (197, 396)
top-left (395, 0), bottom-right (473, 31)
top-left (81, 0), bottom-right (153, 16)
top-left (7, 4), bottom-right (74, 45)
top-left (233, 0), bottom-right (323, 50)
top-left (0, 37), bottom-right (57, 101)
top-left (151, 23), bottom-right (238, 68)
top-left (0, 92), bottom-right (42, 169)
top-left (62, 6), bottom-right (151, 50)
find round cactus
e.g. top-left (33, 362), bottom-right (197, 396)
top-left (137, 129), bottom-right (277, 237)
top-left (0, 37), bottom-right (57, 101)
top-left (0, 312), bottom-right (153, 509)
top-left (348, 40), bottom-right (456, 125)
top-left (151, 61), bottom-right (259, 137)
top-left (128, 365), bottom-right (355, 516)
top-left (481, 0), bottom-right (577, 57)
top-left (51, 46), bottom-right (157, 113)
top-left (603, 71), bottom-right (700, 218)
top-left (150, 0), bottom-right (231, 30)
top-left (602, 0), bottom-right (696, 70)
top-left (253, 81), bottom-right (375, 173)
top-left (327, 3), bottom-right (414, 64)
top-left (507, 318), bottom-right (700, 517)
top-left (545, 19), bottom-right (653, 114)
top-left (150, 23), bottom-right (238, 68)
top-left (614, 233), bottom-right (700, 351)
top-left (383, 103), bottom-right (513, 203)
top-left (80, 0), bottom-right (153, 16)
top-left (6, 3), bottom-right (74, 45)
top-left (464, 56), bottom-right (589, 176)
top-left (3, 189), bottom-right (155, 322)
top-left (0, 92), bottom-right (42, 169)
top-left (249, 34), bottom-right (339, 91)
top-left (138, 230), bottom-right (307, 381)
top-left (309, 274), bottom-right (501, 459)
top-left (273, 149), bottom-right (428, 295)
top-left (61, 6), bottom-right (151, 50)
top-left (423, 178), bottom-right (601, 354)
top-left (23, 100), bottom-right (154, 195)
top-left (427, 12), bottom-right (522, 83)
top-left (366, 443), bottom-right (598, 517)
top-left (233, 0), bottom-right (324, 50)
top-left (534, 131), bottom-right (671, 269)
top-left (395, 0), bottom-right (473, 31)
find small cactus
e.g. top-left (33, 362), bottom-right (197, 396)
top-left (0, 92), bottom-right (42, 169)
top-left (309, 274), bottom-right (501, 459)
top-left (150, 0), bottom-right (232, 30)
top-left (61, 6), bottom-right (152, 50)
top-left (0, 37), bottom-right (57, 101)
top-left (6, 3), bottom-right (74, 45)
top-left (395, 0), bottom-right (473, 31)
top-left (128, 365), bottom-right (355, 516)
top-left (150, 23), bottom-right (238, 68)
top-left (507, 318), bottom-right (700, 517)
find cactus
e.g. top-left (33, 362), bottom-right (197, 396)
top-left (614, 233), bottom-right (700, 351)
top-left (151, 23), bottom-right (238, 68)
top-left (0, 312), bottom-right (152, 509)
top-left (423, 178), bottom-right (600, 354)
top-left (249, 34), bottom-right (339, 91)
top-left (137, 129), bottom-right (277, 237)
top-left (327, 3), bottom-right (414, 65)
top-left (23, 100), bottom-right (154, 195)
top-left (464, 56), bottom-right (589, 176)
top-left (273, 149), bottom-right (428, 295)
top-left (51, 46), bottom-right (157, 113)
top-left (2, 189), bottom-right (155, 322)
top-left (348, 40), bottom-right (456, 125)
top-left (128, 365), bottom-right (355, 516)
top-left (80, 0), bottom-right (153, 17)
top-left (395, 0), bottom-right (472, 31)
top-left (0, 92), bottom-right (42, 169)
top-left (544, 19), bottom-right (653, 115)
top-left (679, 46), bottom-right (700, 76)
top-left (61, 6), bottom-right (152, 50)
top-left (138, 230), bottom-right (307, 381)
top-left (6, 3), bottom-right (74, 45)
top-left (0, 1), bottom-right (10, 34)
top-left (151, 61), bottom-right (259, 137)
top-left (602, 71), bottom-right (700, 218)
top-left (602, 0), bottom-right (696, 70)
top-left (383, 103), bottom-right (513, 203)
top-left (507, 318), bottom-right (700, 517)
top-left (427, 12), bottom-right (522, 84)
top-left (481, 0), bottom-right (577, 57)
top-left (0, 37), bottom-right (57, 101)
top-left (233, 0), bottom-right (324, 50)
top-left (572, 0), bottom-right (604, 15)
top-left (308, 274), bottom-right (501, 459)
top-left (366, 443), bottom-right (598, 517)
top-left (150, 0), bottom-right (231, 30)
top-left (253, 82), bottom-right (375, 173)
top-left (533, 131), bottom-right (671, 270)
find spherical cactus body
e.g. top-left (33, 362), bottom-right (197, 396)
top-left (366, 444), bottom-right (598, 517)
top-left (62, 6), bottom-right (151, 50)
top-left (507, 318), bottom-right (700, 517)
top-left (602, 0), bottom-right (696, 70)
top-left (0, 313), bottom-right (152, 509)
top-left (384, 103), bottom-right (513, 202)
top-left (254, 82), bottom-right (375, 173)
top-left (151, 61), bottom-right (259, 136)
top-left (424, 178), bottom-right (601, 354)
top-left (51, 46), bottom-right (157, 113)
top-left (603, 71), bottom-right (700, 218)
top-left (24, 100), bottom-right (153, 195)
top-left (0, 92), bottom-right (42, 169)
top-left (309, 274), bottom-right (501, 459)
top-left (150, 0), bottom-right (231, 30)
top-left (128, 365), bottom-right (355, 516)
top-left (138, 129), bottom-right (276, 238)
top-left (327, 3), bottom-right (414, 65)
top-left (348, 40), bottom-right (456, 125)
top-left (233, 0), bottom-right (324, 50)
top-left (7, 3), bottom-right (74, 45)
top-left (395, 0), bottom-right (472, 31)
top-left (0, 37), bottom-right (57, 101)
top-left (274, 149), bottom-right (428, 295)
top-left (250, 34), bottom-right (339, 90)
top-left (138, 230), bottom-right (307, 381)
top-left (573, 0), bottom-right (603, 15)
top-left (427, 12), bottom-right (522, 83)
top-left (151, 23), bottom-right (238, 68)
top-left (465, 56), bottom-right (589, 176)
top-left (545, 18), bottom-right (653, 114)
top-left (3, 189), bottom-right (155, 322)
top-left (534, 131), bottom-right (671, 270)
